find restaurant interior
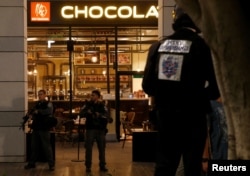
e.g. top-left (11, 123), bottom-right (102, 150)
top-left (26, 25), bottom-right (158, 142)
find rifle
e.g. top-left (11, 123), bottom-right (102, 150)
top-left (19, 105), bottom-right (36, 131)
top-left (20, 114), bottom-right (29, 131)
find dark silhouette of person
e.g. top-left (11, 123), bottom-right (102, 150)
top-left (142, 6), bottom-right (220, 176)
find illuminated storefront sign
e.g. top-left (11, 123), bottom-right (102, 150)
top-left (60, 5), bottom-right (158, 19)
top-left (30, 2), bottom-right (51, 21)
top-left (28, 1), bottom-right (158, 26)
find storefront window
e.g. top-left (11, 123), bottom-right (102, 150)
top-left (27, 26), bottom-right (158, 100)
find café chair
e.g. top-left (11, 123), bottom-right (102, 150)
top-left (55, 119), bottom-right (76, 146)
top-left (121, 111), bottom-right (135, 148)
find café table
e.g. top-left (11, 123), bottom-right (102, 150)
top-left (63, 110), bottom-right (80, 119)
top-left (73, 117), bottom-right (86, 131)
top-left (73, 117), bottom-right (86, 141)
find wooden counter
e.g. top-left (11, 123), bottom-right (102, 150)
top-left (28, 100), bottom-right (85, 112)
top-left (28, 99), bottom-right (149, 124)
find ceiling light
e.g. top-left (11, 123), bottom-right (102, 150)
top-left (47, 40), bottom-right (55, 48)
top-left (33, 69), bottom-right (38, 75)
top-left (91, 56), bottom-right (98, 63)
top-left (102, 69), bottom-right (106, 75)
top-left (27, 37), bottom-right (38, 41)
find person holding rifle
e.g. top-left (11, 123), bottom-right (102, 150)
top-left (24, 89), bottom-right (56, 171)
top-left (79, 89), bottom-right (112, 174)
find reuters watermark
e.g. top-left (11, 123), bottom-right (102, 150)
top-left (208, 160), bottom-right (250, 176)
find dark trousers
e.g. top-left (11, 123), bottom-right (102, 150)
top-left (154, 107), bottom-right (207, 176)
top-left (209, 100), bottom-right (228, 159)
top-left (85, 129), bottom-right (106, 168)
top-left (28, 130), bottom-right (54, 166)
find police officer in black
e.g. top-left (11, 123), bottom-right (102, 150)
top-left (24, 89), bottom-right (55, 171)
top-left (142, 6), bottom-right (220, 176)
top-left (79, 89), bottom-right (110, 173)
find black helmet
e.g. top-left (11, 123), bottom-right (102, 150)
top-left (172, 5), bottom-right (201, 33)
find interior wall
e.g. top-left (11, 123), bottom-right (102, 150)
top-left (28, 42), bottom-right (151, 98)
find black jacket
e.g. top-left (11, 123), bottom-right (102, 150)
top-left (30, 100), bottom-right (54, 130)
top-left (79, 100), bottom-right (109, 130)
top-left (142, 28), bottom-right (220, 113)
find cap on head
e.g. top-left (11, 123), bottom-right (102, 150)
top-left (172, 5), bottom-right (201, 33)
top-left (173, 5), bottom-right (186, 22)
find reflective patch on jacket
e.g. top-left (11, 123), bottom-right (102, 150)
top-left (158, 54), bottom-right (184, 81)
top-left (158, 39), bottom-right (192, 53)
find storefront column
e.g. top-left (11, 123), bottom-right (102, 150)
top-left (158, 0), bottom-right (176, 40)
top-left (0, 0), bottom-right (27, 162)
